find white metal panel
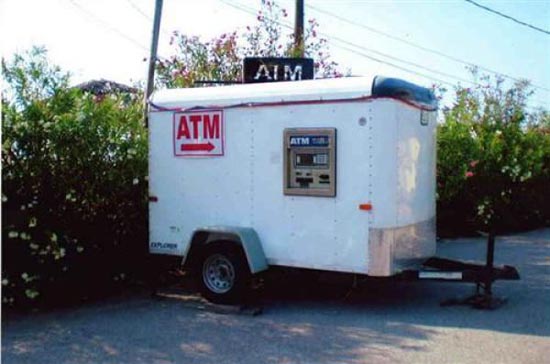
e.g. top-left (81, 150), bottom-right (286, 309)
top-left (151, 76), bottom-right (376, 110)
top-left (150, 102), bottom-right (373, 272)
top-left (178, 109), bottom-right (254, 227)
top-left (368, 100), bottom-right (399, 229)
top-left (149, 110), bottom-right (188, 254)
top-left (150, 108), bottom-right (255, 255)
top-left (149, 77), bottom-right (437, 275)
top-left (396, 107), bottom-right (437, 226)
top-left (250, 102), bottom-right (371, 273)
top-left (366, 104), bottom-right (437, 275)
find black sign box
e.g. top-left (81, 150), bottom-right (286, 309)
top-left (243, 57), bottom-right (314, 83)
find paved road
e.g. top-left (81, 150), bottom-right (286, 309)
top-left (2, 229), bottom-right (550, 364)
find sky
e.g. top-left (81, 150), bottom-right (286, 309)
top-left (1, 0), bottom-right (549, 109)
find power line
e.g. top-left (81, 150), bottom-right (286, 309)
top-left (67, 0), bottom-right (170, 63)
top-left (219, 0), bottom-right (548, 109)
top-left (67, 0), bottom-right (149, 52)
top-left (465, 0), bottom-right (550, 36)
top-left (220, 1), bottom-right (453, 84)
top-left (125, 0), bottom-right (172, 38)
top-left (307, 3), bottom-right (550, 93)
top-left (125, 0), bottom-right (151, 21)
top-left (221, 1), bottom-right (479, 84)
top-left (334, 41), bottom-right (544, 112)
top-left (328, 37), bottom-right (549, 108)
top-left (330, 41), bottom-right (455, 87)
top-left (326, 34), bottom-right (475, 86)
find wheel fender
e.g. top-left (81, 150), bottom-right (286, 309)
top-left (185, 226), bottom-right (268, 274)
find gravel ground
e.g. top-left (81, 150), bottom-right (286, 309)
top-left (2, 228), bottom-right (549, 364)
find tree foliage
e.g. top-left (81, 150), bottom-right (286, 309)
top-left (2, 47), bottom-right (148, 307)
top-left (155, 0), bottom-right (342, 88)
top-left (437, 71), bottom-right (550, 235)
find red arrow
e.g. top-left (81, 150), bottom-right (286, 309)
top-left (181, 142), bottom-right (215, 152)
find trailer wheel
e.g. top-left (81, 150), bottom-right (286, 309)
top-left (197, 242), bottom-right (250, 304)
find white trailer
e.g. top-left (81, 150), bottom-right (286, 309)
top-left (148, 75), bottom-right (440, 303)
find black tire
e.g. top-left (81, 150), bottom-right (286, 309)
top-left (196, 241), bottom-right (251, 304)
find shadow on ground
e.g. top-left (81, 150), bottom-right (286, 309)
top-left (2, 229), bottom-right (549, 364)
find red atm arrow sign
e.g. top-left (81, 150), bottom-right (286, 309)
top-left (181, 142), bottom-right (215, 152)
top-left (173, 110), bottom-right (224, 157)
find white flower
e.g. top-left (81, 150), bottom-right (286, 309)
top-left (29, 217), bottom-right (37, 227)
top-left (25, 289), bottom-right (39, 299)
top-left (133, 178), bottom-right (139, 185)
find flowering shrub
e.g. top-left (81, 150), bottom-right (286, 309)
top-left (2, 47), bottom-right (148, 307)
top-left (155, 0), bottom-right (342, 88)
top-left (156, 31), bottom-right (241, 88)
top-left (437, 72), bottom-right (550, 236)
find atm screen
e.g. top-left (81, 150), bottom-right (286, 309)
top-left (295, 153), bottom-right (328, 167)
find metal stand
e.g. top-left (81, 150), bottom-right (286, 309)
top-left (440, 231), bottom-right (508, 310)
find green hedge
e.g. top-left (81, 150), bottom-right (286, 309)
top-left (436, 81), bottom-right (550, 236)
top-left (2, 48), bottom-right (148, 308)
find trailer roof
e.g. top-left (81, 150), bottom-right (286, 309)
top-left (150, 76), bottom-right (437, 111)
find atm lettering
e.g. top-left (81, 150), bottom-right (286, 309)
top-left (177, 116), bottom-right (190, 139)
top-left (290, 137), bottom-right (310, 146)
top-left (173, 110), bottom-right (224, 156)
top-left (284, 65), bottom-right (303, 81)
top-left (254, 64), bottom-right (272, 81)
top-left (203, 114), bottom-right (220, 138)
top-left (189, 115), bottom-right (201, 138)
top-left (177, 114), bottom-right (221, 140)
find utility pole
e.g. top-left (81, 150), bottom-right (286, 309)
top-left (144, 0), bottom-right (163, 127)
top-left (294, 0), bottom-right (304, 57)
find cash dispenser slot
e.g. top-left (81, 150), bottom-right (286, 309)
top-left (296, 177), bottom-right (314, 187)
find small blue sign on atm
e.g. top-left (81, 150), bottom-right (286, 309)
top-left (289, 135), bottom-right (329, 147)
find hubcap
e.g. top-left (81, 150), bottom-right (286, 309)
top-left (202, 254), bottom-right (235, 294)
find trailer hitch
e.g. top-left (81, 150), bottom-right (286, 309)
top-left (401, 233), bottom-right (520, 309)
top-left (421, 257), bottom-right (520, 282)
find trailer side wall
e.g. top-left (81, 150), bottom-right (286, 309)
top-left (149, 80), bottom-right (436, 276)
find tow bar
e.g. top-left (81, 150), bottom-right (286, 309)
top-left (400, 233), bottom-right (520, 309)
